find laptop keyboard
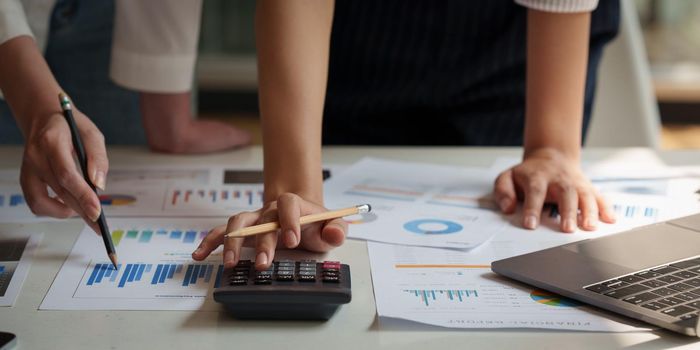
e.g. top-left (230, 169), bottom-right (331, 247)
top-left (584, 256), bottom-right (700, 321)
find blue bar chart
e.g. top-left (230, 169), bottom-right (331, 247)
top-left (80, 261), bottom-right (224, 295)
top-left (110, 228), bottom-right (209, 246)
top-left (403, 289), bottom-right (479, 307)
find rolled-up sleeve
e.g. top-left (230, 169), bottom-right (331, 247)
top-left (110, 0), bottom-right (202, 93)
top-left (0, 0), bottom-right (34, 45)
top-left (515, 0), bottom-right (598, 13)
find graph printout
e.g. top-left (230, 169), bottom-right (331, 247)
top-left (324, 158), bottom-right (505, 249)
top-left (0, 233), bottom-right (42, 306)
top-left (368, 240), bottom-right (650, 332)
top-left (41, 218), bottom-right (231, 310)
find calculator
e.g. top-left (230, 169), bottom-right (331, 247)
top-left (213, 259), bottom-right (351, 320)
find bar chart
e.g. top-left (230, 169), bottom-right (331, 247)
top-left (41, 218), bottom-right (230, 310)
top-left (164, 185), bottom-right (264, 215)
top-left (403, 289), bottom-right (479, 307)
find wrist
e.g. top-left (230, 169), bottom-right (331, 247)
top-left (523, 146), bottom-right (580, 165)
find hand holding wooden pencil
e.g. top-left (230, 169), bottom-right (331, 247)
top-left (224, 204), bottom-right (371, 239)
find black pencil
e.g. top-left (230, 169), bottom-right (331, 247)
top-left (59, 93), bottom-right (118, 269)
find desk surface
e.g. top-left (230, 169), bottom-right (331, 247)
top-left (0, 146), bottom-right (698, 349)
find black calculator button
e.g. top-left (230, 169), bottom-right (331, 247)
top-left (275, 274), bottom-right (294, 281)
top-left (298, 274), bottom-right (316, 282)
top-left (230, 279), bottom-right (248, 286)
top-left (323, 276), bottom-right (340, 283)
top-left (254, 278), bottom-right (272, 285)
top-left (276, 270), bottom-right (293, 275)
top-left (276, 266), bottom-right (295, 272)
top-left (231, 270), bottom-right (248, 276)
top-left (323, 271), bottom-right (340, 278)
top-left (298, 270), bottom-right (315, 276)
top-left (237, 260), bottom-right (252, 266)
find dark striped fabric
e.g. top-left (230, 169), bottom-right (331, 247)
top-left (322, 0), bottom-right (620, 146)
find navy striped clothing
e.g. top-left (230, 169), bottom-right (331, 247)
top-left (323, 0), bottom-right (620, 146)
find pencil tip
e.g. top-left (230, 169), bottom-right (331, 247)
top-left (109, 253), bottom-right (118, 269)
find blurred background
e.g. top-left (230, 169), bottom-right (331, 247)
top-left (195, 0), bottom-right (700, 149)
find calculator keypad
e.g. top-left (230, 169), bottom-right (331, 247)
top-left (227, 260), bottom-right (345, 286)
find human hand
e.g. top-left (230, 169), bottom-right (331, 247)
top-left (20, 109), bottom-right (107, 232)
top-left (192, 193), bottom-right (347, 270)
top-left (140, 92), bottom-right (251, 154)
top-left (494, 148), bottom-right (615, 233)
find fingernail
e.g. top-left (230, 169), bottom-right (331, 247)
top-left (256, 251), bottom-right (268, 266)
top-left (94, 171), bottom-right (106, 190)
top-left (224, 250), bottom-right (235, 266)
top-left (524, 215), bottom-right (538, 230)
top-left (193, 247), bottom-right (201, 256)
top-left (285, 229), bottom-right (297, 247)
top-left (564, 218), bottom-right (576, 232)
top-left (499, 198), bottom-right (511, 212)
top-left (88, 206), bottom-right (101, 222)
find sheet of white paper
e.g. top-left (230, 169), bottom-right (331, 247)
top-left (368, 241), bottom-right (649, 332)
top-left (0, 165), bottom-right (346, 222)
top-left (324, 158), bottom-right (505, 249)
top-left (40, 218), bottom-right (330, 311)
top-left (0, 232), bottom-right (42, 306)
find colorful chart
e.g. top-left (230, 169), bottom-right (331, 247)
top-left (99, 194), bottom-right (137, 206)
top-left (403, 219), bottom-right (463, 235)
top-left (530, 289), bottom-right (580, 307)
top-left (404, 289), bottom-right (479, 307)
top-left (344, 212), bottom-right (378, 224)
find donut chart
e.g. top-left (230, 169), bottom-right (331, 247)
top-left (99, 194), bottom-right (137, 206)
top-left (403, 219), bottom-right (463, 235)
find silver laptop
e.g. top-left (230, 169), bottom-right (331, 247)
top-left (492, 213), bottom-right (700, 336)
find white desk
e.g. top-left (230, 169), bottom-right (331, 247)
top-left (0, 146), bottom-right (698, 349)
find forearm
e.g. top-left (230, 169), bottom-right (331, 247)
top-left (256, 0), bottom-right (334, 204)
top-left (523, 9), bottom-right (591, 162)
top-left (0, 36), bottom-right (62, 136)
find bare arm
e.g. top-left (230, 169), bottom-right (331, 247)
top-left (0, 36), bottom-right (106, 231)
top-left (193, 0), bottom-right (344, 270)
top-left (495, 9), bottom-right (615, 232)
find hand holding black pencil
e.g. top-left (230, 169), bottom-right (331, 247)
top-left (59, 93), bottom-right (118, 268)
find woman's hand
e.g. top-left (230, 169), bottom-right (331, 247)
top-left (20, 108), bottom-right (107, 233)
top-left (494, 148), bottom-right (615, 233)
top-left (192, 193), bottom-right (348, 270)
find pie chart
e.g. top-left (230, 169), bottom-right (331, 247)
top-left (99, 194), bottom-right (137, 206)
top-left (530, 289), bottom-right (580, 307)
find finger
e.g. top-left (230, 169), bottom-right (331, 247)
top-left (44, 135), bottom-right (101, 222)
top-left (557, 185), bottom-right (578, 233)
top-left (223, 212), bottom-right (259, 267)
top-left (192, 224), bottom-right (226, 261)
top-left (277, 193), bottom-right (301, 248)
top-left (254, 209), bottom-right (279, 270)
top-left (494, 170), bottom-right (517, 214)
top-left (596, 193), bottom-right (617, 224)
top-left (20, 167), bottom-right (75, 218)
top-left (321, 217), bottom-right (347, 247)
top-left (578, 189), bottom-right (599, 231)
top-left (521, 178), bottom-right (547, 230)
top-left (77, 118), bottom-right (108, 190)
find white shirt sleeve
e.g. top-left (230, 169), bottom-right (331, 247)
top-left (515, 0), bottom-right (599, 13)
top-left (0, 0), bottom-right (35, 45)
top-left (110, 0), bottom-right (202, 93)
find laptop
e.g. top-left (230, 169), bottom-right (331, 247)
top-left (492, 213), bottom-right (700, 336)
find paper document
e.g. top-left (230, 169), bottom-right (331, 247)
top-left (368, 240), bottom-right (648, 332)
top-left (0, 166), bottom-right (342, 223)
top-left (0, 232), bottom-right (42, 306)
top-left (324, 158), bottom-right (505, 249)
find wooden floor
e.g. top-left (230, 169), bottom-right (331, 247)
top-left (205, 113), bottom-right (700, 150)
